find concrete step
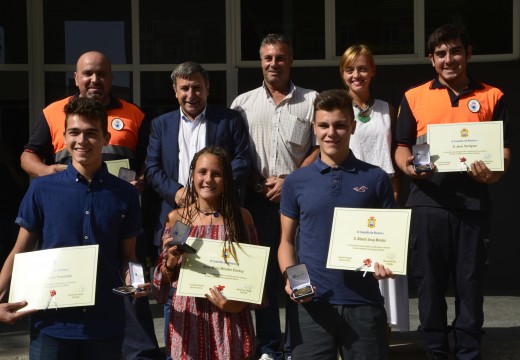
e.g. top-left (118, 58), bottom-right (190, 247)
top-left (1, 296), bottom-right (519, 359)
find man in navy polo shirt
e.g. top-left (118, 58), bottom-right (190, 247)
top-left (278, 89), bottom-right (395, 359)
top-left (0, 97), bottom-right (149, 359)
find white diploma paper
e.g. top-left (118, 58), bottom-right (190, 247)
top-left (427, 121), bottom-right (504, 172)
top-left (9, 245), bottom-right (99, 311)
top-left (177, 238), bottom-right (270, 304)
top-left (326, 208), bottom-right (411, 275)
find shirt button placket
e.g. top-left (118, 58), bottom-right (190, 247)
top-left (331, 168), bottom-right (342, 196)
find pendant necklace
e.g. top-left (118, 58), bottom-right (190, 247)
top-left (354, 98), bottom-right (374, 123)
top-left (195, 202), bottom-right (221, 218)
top-left (195, 205), bottom-right (221, 226)
top-left (196, 208), bottom-right (221, 218)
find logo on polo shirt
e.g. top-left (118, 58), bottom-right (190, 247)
top-left (468, 99), bottom-right (481, 113)
top-left (353, 186), bottom-right (368, 192)
top-left (112, 118), bottom-right (124, 130)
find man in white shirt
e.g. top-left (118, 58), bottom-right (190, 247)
top-left (231, 34), bottom-right (317, 360)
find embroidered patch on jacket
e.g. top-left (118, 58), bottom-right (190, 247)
top-left (112, 118), bottom-right (124, 130)
top-left (467, 99), bottom-right (481, 113)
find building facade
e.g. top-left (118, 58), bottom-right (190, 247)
top-left (1, 0), bottom-right (519, 290)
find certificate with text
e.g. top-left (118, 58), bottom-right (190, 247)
top-left (9, 245), bottom-right (99, 311)
top-left (326, 208), bottom-right (411, 275)
top-left (427, 121), bottom-right (504, 172)
top-left (177, 238), bottom-right (270, 304)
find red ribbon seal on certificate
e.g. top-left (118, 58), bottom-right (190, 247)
top-left (45, 289), bottom-right (58, 310)
top-left (459, 157), bottom-right (469, 172)
top-left (355, 258), bottom-right (373, 277)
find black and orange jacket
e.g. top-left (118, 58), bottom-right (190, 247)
top-left (24, 94), bottom-right (148, 170)
top-left (397, 77), bottom-right (508, 147)
top-left (395, 76), bottom-right (510, 211)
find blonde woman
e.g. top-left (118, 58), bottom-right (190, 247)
top-left (339, 44), bottom-right (409, 333)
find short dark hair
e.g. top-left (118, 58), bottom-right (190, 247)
top-left (64, 97), bottom-right (108, 135)
top-left (427, 24), bottom-right (472, 55)
top-left (170, 61), bottom-right (210, 89)
top-left (259, 33), bottom-right (293, 58)
top-left (313, 89), bottom-right (354, 120)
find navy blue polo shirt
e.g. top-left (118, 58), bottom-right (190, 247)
top-left (16, 162), bottom-right (143, 339)
top-left (281, 152), bottom-right (395, 306)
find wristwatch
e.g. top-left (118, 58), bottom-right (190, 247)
top-left (255, 179), bottom-right (264, 193)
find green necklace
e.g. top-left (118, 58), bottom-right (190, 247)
top-left (354, 99), bottom-right (374, 123)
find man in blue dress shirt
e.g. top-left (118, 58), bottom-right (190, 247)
top-left (0, 97), bottom-right (149, 359)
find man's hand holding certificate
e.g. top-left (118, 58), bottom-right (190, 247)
top-left (326, 208), bottom-right (411, 275)
top-left (176, 238), bottom-right (269, 304)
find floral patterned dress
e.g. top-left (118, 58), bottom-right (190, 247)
top-left (153, 224), bottom-right (257, 360)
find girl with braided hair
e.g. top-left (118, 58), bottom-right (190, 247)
top-left (153, 146), bottom-right (257, 359)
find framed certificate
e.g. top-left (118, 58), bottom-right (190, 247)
top-left (176, 238), bottom-right (270, 304)
top-left (326, 208), bottom-right (411, 275)
top-left (9, 245), bottom-right (99, 311)
top-left (427, 121), bottom-right (504, 172)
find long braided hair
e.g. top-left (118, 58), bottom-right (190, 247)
top-left (179, 146), bottom-right (249, 245)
